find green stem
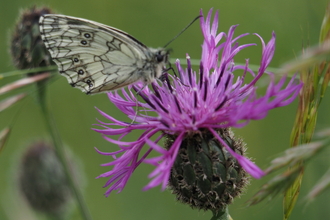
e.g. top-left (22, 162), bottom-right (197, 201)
top-left (37, 80), bottom-right (92, 220)
top-left (211, 207), bottom-right (232, 220)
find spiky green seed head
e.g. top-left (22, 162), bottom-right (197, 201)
top-left (166, 128), bottom-right (249, 212)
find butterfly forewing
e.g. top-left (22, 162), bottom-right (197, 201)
top-left (39, 14), bottom-right (168, 94)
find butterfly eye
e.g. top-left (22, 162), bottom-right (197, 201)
top-left (156, 52), bottom-right (164, 62)
top-left (81, 40), bottom-right (88, 45)
top-left (84, 33), bottom-right (91, 38)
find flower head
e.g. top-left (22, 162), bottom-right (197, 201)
top-left (10, 6), bottom-right (55, 70)
top-left (93, 9), bottom-right (303, 198)
top-left (19, 141), bottom-right (73, 218)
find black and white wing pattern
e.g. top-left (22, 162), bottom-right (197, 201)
top-left (39, 14), bottom-right (169, 94)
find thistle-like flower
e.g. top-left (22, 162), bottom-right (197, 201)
top-left (94, 9), bottom-right (302, 209)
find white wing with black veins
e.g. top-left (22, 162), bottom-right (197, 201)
top-left (39, 14), bottom-right (168, 94)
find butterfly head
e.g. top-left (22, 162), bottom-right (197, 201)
top-left (152, 48), bottom-right (169, 78)
top-left (154, 49), bottom-right (169, 65)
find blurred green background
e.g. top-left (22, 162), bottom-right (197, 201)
top-left (1, 0), bottom-right (330, 219)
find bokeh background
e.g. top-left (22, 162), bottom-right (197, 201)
top-left (1, 0), bottom-right (330, 219)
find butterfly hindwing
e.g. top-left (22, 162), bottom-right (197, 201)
top-left (39, 14), bottom-right (168, 94)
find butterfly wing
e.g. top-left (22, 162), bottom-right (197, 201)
top-left (39, 14), bottom-right (161, 94)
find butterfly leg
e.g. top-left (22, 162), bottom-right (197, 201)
top-left (162, 62), bottom-right (177, 78)
top-left (159, 66), bottom-right (189, 88)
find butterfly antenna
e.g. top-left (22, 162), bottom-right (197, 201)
top-left (163, 15), bottom-right (202, 48)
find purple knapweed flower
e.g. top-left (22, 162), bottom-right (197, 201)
top-left (93, 9), bottom-right (303, 197)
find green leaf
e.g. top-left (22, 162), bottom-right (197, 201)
top-left (0, 93), bottom-right (26, 112)
top-left (306, 168), bottom-right (330, 200)
top-left (248, 167), bottom-right (302, 206)
top-left (0, 73), bottom-right (50, 96)
top-left (283, 169), bottom-right (304, 220)
top-left (0, 65), bottom-right (57, 79)
top-left (0, 128), bottom-right (11, 154)
top-left (265, 141), bottom-right (326, 174)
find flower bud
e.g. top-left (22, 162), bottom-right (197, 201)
top-left (18, 141), bottom-right (72, 218)
top-left (10, 6), bottom-right (55, 70)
